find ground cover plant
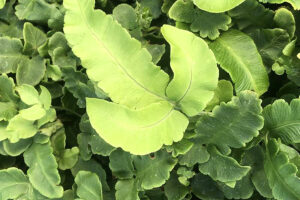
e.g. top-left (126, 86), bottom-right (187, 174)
top-left (0, 0), bottom-right (300, 199)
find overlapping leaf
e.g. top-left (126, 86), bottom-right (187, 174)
top-left (86, 98), bottom-right (188, 155)
top-left (161, 25), bottom-right (218, 116)
top-left (64, 0), bottom-right (169, 109)
top-left (209, 30), bottom-right (269, 95)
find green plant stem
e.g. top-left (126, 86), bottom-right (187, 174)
top-left (52, 106), bottom-right (81, 117)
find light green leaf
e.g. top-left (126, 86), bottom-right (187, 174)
top-left (0, 74), bottom-right (19, 102)
top-left (192, 0), bottom-right (245, 13)
top-left (206, 80), bottom-right (233, 111)
top-left (19, 104), bottom-right (46, 121)
top-left (16, 56), bottom-right (46, 86)
top-left (115, 180), bottom-right (139, 200)
top-left (0, 37), bottom-right (27, 73)
top-left (23, 22), bottom-right (47, 55)
top-left (16, 84), bottom-right (40, 105)
top-left (161, 25), bottom-right (218, 116)
top-left (86, 98), bottom-right (188, 155)
top-left (0, 102), bottom-right (17, 121)
top-left (75, 171), bottom-right (103, 200)
top-left (195, 91), bottom-right (264, 149)
top-left (64, 0), bottom-right (170, 109)
top-left (3, 139), bottom-right (32, 156)
top-left (263, 99), bottom-right (300, 144)
top-left (39, 85), bottom-right (51, 110)
top-left (58, 147), bottom-right (79, 170)
top-left (209, 30), bottom-right (269, 95)
top-left (199, 145), bottom-right (251, 183)
top-left (265, 138), bottom-right (300, 200)
top-left (6, 115), bottom-right (38, 143)
top-left (0, 167), bottom-right (32, 200)
top-left (274, 8), bottom-right (295, 38)
top-left (24, 142), bottom-right (63, 198)
top-left (0, 0), bottom-right (6, 9)
top-left (109, 149), bottom-right (134, 179)
top-left (133, 150), bottom-right (177, 189)
top-left (259, 0), bottom-right (300, 10)
top-left (169, 0), bottom-right (231, 40)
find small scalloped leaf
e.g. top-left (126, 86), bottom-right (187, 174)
top-left (169, 0), bottom-right (231, 40)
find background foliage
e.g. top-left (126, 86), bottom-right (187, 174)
top-left (0, 0), bottom-right (300, 199)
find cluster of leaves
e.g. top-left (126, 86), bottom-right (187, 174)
top-left (0, 0), bottom-right (300, 199)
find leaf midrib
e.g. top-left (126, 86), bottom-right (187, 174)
top-left (216, 38), bottom-right (258, 92)
top-left (76, 0), bottom-right (168, 103)
top-left (269, 120), bottom-right (300, 131)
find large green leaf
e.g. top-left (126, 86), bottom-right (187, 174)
top-left (0, 167), bottom-right (32, 200)
top-left (263, 99), bottom-right (300, 144)
top-left (265, 138), bottom-right (300, 200)
top-left (161, 25), bottom-right (218, 116)
top-left (23, 22), bottom-right (47, 55)
top-left (192, 0), bottom-right (245, 13)
top-left (209, 30), bottom-right (269, 95)
top-left (64, 0), bottom-right (170, 109)
top-left (86, 98), bottom-right (188, 155)
top-left (195, 91), bottom-right (264, 150)
top-left (75, 171), bottom-right (103, 200)
top-left (24, 142), bottom-right (63, 198)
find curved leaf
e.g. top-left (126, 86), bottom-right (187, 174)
top-left (195, 91), bottom-right (264, 149)
top-left (192, 0), bottom-right (245, 13)
top-left (161, 25), bottom-right (218, 116)
top-left (265, 138), bottom-right (300, 200)
top-left (263, 99), bottom-right (300, 144)
top-left (24, 142), bottom-right (63, 198)
top-left (0, 167), bottom-right (31, 200)
top-left (115, 180), bottom-right (139, 200)
top-left (86, 98), bottom-right (188, 155)
top-left (209, 30), bottom-right (269, 95)
top-left (0, 0), bottom-right (6, 9)
top-left (75, 171), bottom-right (103, 200)
top-left (64, 0), bottom-right (170, 109)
